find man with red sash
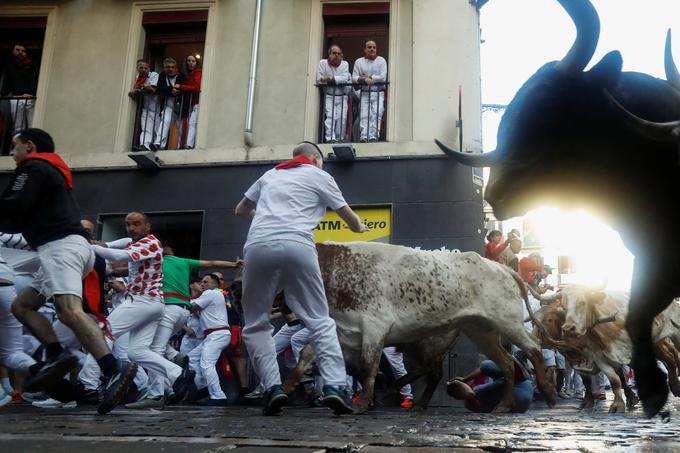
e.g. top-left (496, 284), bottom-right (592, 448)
top-left (235, 142), bottom-right (368, 415)
top-left (1, 128), bottom-right (137, 414)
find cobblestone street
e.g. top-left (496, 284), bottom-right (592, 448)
top-left (1, 396), bottom-right (679, 452)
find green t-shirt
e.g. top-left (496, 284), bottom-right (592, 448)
top-left (162, 255), bottom-right (200, 308)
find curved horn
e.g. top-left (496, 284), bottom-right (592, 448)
top-left (434, 139), bottom-right (498, 167)
top-left (604, 90), bottom-right (680, 141)
top-left (527, 285), bottom-right (561, 304)
top-left (665, 29), bottom-right (680, 90)
top-left (593, 312), bottom-right (618, 326)
top-left (555, 0), bottom-right (600, 74)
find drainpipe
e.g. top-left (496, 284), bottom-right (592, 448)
top-left (244, 0), bottom-right (263, 147)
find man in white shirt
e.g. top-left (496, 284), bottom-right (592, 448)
top-left (152, 58), bottom-right (186, 150)
top-left (188, 273), bottom-right (231, 405)
top-left (236, 142), bottom-right (368, 416)
top-left (129, 60), bottom-right (159, 151)
top-left (317, 45), bottom-right (351, 143)
top-left (352, 40), bottom-right (388, 142)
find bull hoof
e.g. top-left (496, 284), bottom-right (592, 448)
top-left (626, 395), bottom-right (640, 409)
top-left (579, 400), bottom-right (594, 411)
top-left (636, 366), bottom-right (669, 418)
top-left (609, 401), bottom-right (626, 414)
top-left (491, 402), bottom-right (513, 413)
top-left (355, 398), bottom-right (372, 414)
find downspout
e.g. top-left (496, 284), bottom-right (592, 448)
top-left (244, 0), bottom-right (263, 147)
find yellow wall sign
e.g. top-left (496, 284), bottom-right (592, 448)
top-left (314, 207), bottom-right (391, 243)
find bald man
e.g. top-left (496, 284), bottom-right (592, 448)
top-left (236, 142), bottom-right (368, 416)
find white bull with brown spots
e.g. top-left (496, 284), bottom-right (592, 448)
top-left (538, 286), bottom-right (680, 413)
top-left (290, 242), bottom-right (557, 413)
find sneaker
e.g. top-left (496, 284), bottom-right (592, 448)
top-left (11, 393), bottom-right (22, 403)
top-left (244, 387), bottom-right (265, 399)
top-left (32, 398), bottom-right (77, 409)
top-left (125, 396), bottom-right (165, 409)
top-left (24, 351), bottom-right (79, 392)
top-left (351, 392), bottom-right (361, 404)
top-left (168, 368), bottom-right (196, 404)
top-left (198, 398), bottom-right (228, 407)
top-left (321, 385), bottom-right (356, 415)
top-left (400, 396), bottom-right (414, 409)
top-left (262, 385), bottom-right (288, 416)
top-left (21, 391), bottom-right (47, 403)
top-left (97, 361), bottom-right (138, 415)
top-left (0, 390), bottom-right (10, 408)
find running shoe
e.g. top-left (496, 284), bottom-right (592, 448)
top-left (400, 396), bottom-right (414, 409)
top-left (97, 361), bottom-right (138, 415)
top-left (24, 351), bottom-right (79, 392)
top-left (262, 385), bottom-right (288, 416)
top-left (32, 398), bottom-right (77, 409)
top-left (321, 385), bottom-right (356, 415)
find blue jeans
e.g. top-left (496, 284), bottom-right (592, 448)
top-left (466, 360), bottom-right (533, 413)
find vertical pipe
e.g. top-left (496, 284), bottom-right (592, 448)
top-left (244, 0), bottom-right (263, 147)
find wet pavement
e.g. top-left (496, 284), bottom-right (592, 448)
top-left (1, 395), bottom-right (679, 452)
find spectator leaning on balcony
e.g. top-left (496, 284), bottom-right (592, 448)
top-left (1, 44), bottom-right (39, 135)
top-left (152, 58), bottom-right (187, 150)
top-left (129, 60), bottom-right (159, 151)
top-left (352, 40), bottom-right (387, 142)
top-left (174, 55), bottom-right (202, 149)
top-left (317, 45), bottom-right (350, 143)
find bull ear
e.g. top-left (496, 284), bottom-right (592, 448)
top-left (587, 51), bottom-right (622, 88)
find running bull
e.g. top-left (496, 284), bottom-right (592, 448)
top-left (436, 0), bottom-right (680, 417)
top-left (534, 286), bottom-right (680, 413)
top-left (285, 242), bottom-right (557, 412)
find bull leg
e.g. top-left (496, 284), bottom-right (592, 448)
top-left (580, 373), bottom-right (595, 410)
top-left (654, 340), bottom-right (680, 397)
top-left (412, 365), bottom-right (443, 411)
top-left (505, 329), bottom-right (557, 407)
top-left (626, 266), bottom-right (671, 417)
top-left (464, 329), bottom-right (516, 413)
top-left (356, 335), bottom-right (384, 414)
top-left (616, 366), bottom-right (639, 409)
top-left (600, 364), bottom-right (625, 413)
top-left (281, 345), bottom-right (316, 394)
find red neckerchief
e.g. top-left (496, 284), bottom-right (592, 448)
top-left (366, 54), bottom-right (378, 61)
top-left (135, 74), bottom-right (148, 87)
top-left (21, 57), bottom-right (32, 65)
top-left (18, 153), bottom-right (73, 190)
top-left (327, 58), bottom-right (341, 68)
top-left (275, 155), bottom-right (316, 170)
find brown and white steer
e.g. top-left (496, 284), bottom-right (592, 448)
top-left (286, 242), bottom-right (557, 413)
top-left (535, 287), bottom-right (680, 412)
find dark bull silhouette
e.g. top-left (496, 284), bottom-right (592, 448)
top-left (435, 0), bottom-right (680, 417)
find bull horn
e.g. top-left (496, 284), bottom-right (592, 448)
top-left (593, 312), bottom-right (618, 326)
top-left (434, 139), bottom-right (498, 167)
top-left (604, 90), bottom-right (680, 141)
top-left (527, 285), bottom-right (561, 304)
top-left (555, 0), bottom-right (600, 74)
top-left (665, 29), bottom-right (680, 91)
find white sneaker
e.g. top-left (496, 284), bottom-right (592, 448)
top-left (32, 398), bottom-right (77, 409)
top-left (22, 392), bottom-right (48, 403)
top-left (0, 389), bottom-right (10, 408)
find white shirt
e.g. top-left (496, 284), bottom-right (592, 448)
top-left (0, 233), bottom-right (38, 281)
top-left (186, 313), bottom-right (205, 340)
top-left (244, 164), bottom-right (348, 248)
top-left (193, 288), bottom-right (229, 331)
top-left (352, 56), bottom-right (387, 92)
top-left (316, 59), bottom-right (351, 95)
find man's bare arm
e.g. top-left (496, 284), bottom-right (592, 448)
top-left (235, 197), bottom-right (257, 222)
top-left (336, 206), bottom-right (369, 233)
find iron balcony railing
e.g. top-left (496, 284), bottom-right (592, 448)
top-left (130, 91), bottom-right (200, 151)
top-left (0, 95), bottom-right (36, 156)
top-left (316, 81), bottom-right (389, 144)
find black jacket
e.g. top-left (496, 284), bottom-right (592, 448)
top-left (1, 59), bottom-right (39, 96)
top-left (155, 71), bottom-right (190, 116)
top-left (0, 157), bottom-right (87, 248)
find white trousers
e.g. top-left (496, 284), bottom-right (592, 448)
top-left (10, 98), bottom-right (34, 133)
top-left (79, 332), bottom-right (150, 391)
top-left (186, 104), bottom-right (199, 147)
top-left (154, 97), bottom-right (177, 148)
top-left (382, 346), bottom-right (413, 398)
top-left (189, 330), bottom-right (230, 399)
top-left (242, 240), bottom-right (347, 389)
top-left (0, 285), bottom-right (36, 373)
top-left (148, 304), bottom-right (189, 398)
top-left (139, 103), bottom-right (158, 147)
top-left (324, 95), bottom-right (348, 142)
top-left (358, 91), bottom-right (384, 141)
top-left (180, 336), bottom-right (203, 356)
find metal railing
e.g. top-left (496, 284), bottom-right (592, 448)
top-left (130, 91), bottom-right (200, 151)
top-left (0, 96), bottom-right (36, 156)
top-left (316, 81), bottom-right (388, 144)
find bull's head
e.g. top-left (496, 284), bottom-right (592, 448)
top-left (436, 0), bottom-right (680, 223)
top-left (561, 285), bottom-right (609, 337)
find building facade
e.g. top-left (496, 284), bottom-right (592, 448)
top-left (1, 0), bottom-right (486, 405)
